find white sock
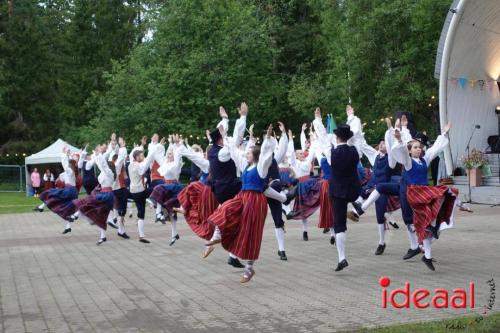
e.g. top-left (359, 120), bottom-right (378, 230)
top-left (118, 219), bottom-right (125, 234)
top-left (73, 211), bottom-right (80, 218)
top-left (138, 219), bottom-right (145, 238)
top-left (246, 260), bottom-right (254, 270)
top-left (211, 226), bottom-right (221, 241)
top-left (155, 204), bottom-right (162, 216)
top-left (423, 237), bottom-right (432, 259)
top-left (275, 228), bottom-right (285, 251)
top-left (302, 219), bottom-right (308, 232)
top-left (107, 211), bottom-right (114, 223)
top-left (361, 190), bottom-right (380, 211)
top-left (282, 204), bottom-right (291, 215)
top-left (264, 187), bottom-right (286, 203)
top-left (406, 225), bottom-right (418, 250)
top-left (229, 253), bottom-right (237, 259)
top-left (330, 229), bottom-right (335, 236)
top-left (171, 220), bottom-right (178, 238)
top-left (38, 203), bottom-right (46, 209)
top-left (113, 209), bottom-right (118, 219)
top-left (335, 232), bottom-right (346, 261)
top-left (378, 224), bottom-right (385, 245)
top-left (355, 196), bottom-right (364, 204)
top-left (99, 227), bottom-right (106, 239)
top-left (65, 222), bottom-right (71, 229)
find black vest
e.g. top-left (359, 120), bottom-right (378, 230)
top-left (82, 161), bottom-right (97, 186)
top-left (208, 144), bottom-right (241, 203)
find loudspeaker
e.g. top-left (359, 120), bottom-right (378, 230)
top-left (488, 135), bottom-right (500, 153)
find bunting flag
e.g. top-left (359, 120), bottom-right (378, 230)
top-left (458, 77), bottom-right (467, 89)
top-left (469, 80), bottom-right (476, 89)
top-left (326, 114), bottom-right (331, 133)
top-left (329, 114), bottom-right (337, 132)
top-left (449, 76), bottom-right (499, 93)
top-left (478, 80), bottom-right (485, 91)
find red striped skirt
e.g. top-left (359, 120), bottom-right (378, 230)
top-left (386, 196), bottom-right (401, 212)
top-left (178, 181), bottom-right (218, 240)
top-left (407, 185), bottom-right (458, 242)
top-left (318, 179), bottom-right (334, 228)
top-left (208, 191), bottom-right (268, 260)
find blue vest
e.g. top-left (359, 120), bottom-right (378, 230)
top-left (241, 166), bottom-right (265, 192)
top-left (320, 157), bottom-right (331, 180)
top-left (82, 161), bottom-right (97, 186)
top-left (402, 158), bottom-right (428, 186)
top-left (200, 172), bottom-right (209, 185)
top-left (369, 154), bottom-right (391, 186)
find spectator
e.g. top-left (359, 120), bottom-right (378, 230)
top-left (43, 169), bottom-right (55, 192)
top-left (31, 168), bottom-right (41, 197)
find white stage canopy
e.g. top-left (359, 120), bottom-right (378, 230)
top-left (25, 138), bottom-right (80, 165)
top-left (435, 0), bottom-right (500, 175)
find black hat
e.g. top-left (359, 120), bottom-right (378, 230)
top-left (334, 124), bottom-right (354, 141)
top-left (209, 128), bottom-right (222, 143)
top-left (414, 132), bottom-right (429, 147)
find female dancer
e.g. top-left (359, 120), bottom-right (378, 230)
top-left (150, 134), bottom-right (185, 246)
top-left (390, 122), bottom-right (457, 271)
top-left (36, 147), bottom-right (79, 234)
top-left (208, 124), bottom-right (276, 283)
top-left (71, 145), bottom-right (117, 245)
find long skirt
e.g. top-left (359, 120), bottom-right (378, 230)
top-left (149, 182), bottom-right (184, 215)
top-left (39, 186), bottom-right (78, 221)
top-left (178, 181), bottom-right (218, 240)
top-left (208, 191), bottom-right (267, 260)
top-left (406, 185), bottom-right (458, 242)
top-left (73, 191), bottom-right (114, 230)
top-left (318, 179), bottom-right (334, 229)
top-left (290, 177), bottom-right (321, 220)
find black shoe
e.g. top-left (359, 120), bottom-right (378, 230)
top-left (139, 238), bottom-right (150, 243)
top-left (330, 236), bottom-right (336, 245)
top-left (427, 225), bottom-right (440, 240)
top-left (107, 221), bottom-right (118, 229)
top-left (403, 248), bottom-right (421, 260)
top-left (155, 214), bottom-right (165, 223)
top-left (283, 187), bottom-right (296, 206)
top-left (68, 215), bottom-right (78, 222)
top-left (286, 211), bottom-right (299, 220)
top-left (62, 228), bottom-right (71, 234)
top-left (303, 231), bottom-right (308, 241)
top-left (169, 234), bottom-right (180, 246)
top-left (375, 243), bottom-right (386, 255)
top-left (278, 250), bottom-right (288, 261)
top-left (388, 221), bottom-right (399, 229)
top-left (96, 237), bottom-right (106, 245)
top-left (422, 256), bottom-right (436, 271)
top-left (33, 207), bottom-right (44, 212)
top-left (347, 210), bottom-right (359, 222)
top-left (323, 228), bottom-right (330, 234)
top-left (113, 217), bottom-right (117, 223)
top-left (335, 259), bottom-right (349, 272)
top-left (117, 232), bottom-right (130, 239)
top-left (352, 201), bottom-right (364, 216)
top-left (228, 257), bottom-right (245, 268)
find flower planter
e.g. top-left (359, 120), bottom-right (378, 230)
top-left (467, 168), bottom-right (482, 187)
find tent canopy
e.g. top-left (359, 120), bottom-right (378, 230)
top-left (25, 138), bottom-right (80, 165)
top-left (436, 0), bottom-right (500, 174)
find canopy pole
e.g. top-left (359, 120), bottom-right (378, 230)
top-left (439, 0), bottom-right (468, 176)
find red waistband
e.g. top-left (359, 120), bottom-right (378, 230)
top-left (164, 179), bottom-right (179, 184)
top-left (298, 175), bottom-right (310, 181)
top-left (101, 187), bottom-right (113, 192)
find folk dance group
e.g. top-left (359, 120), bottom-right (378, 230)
top-left (34, 103), bottom-right (469, 283)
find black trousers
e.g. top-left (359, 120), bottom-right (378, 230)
top-left (332, 196), bottom-right (349, 233)
top-left (113, 188), bottom-right (128, 217)
top-left (267, 180), bottom-right (285, 228)
top-left (214, 180), bottom-right (241, 204)
top-left (129, 191), bottom-right (147, 219)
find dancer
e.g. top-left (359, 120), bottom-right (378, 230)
top-left (35, 147), bottom-right (79, 234)
top-left (208, 124), bottom-right (276, 283)
top-left (111, 137), bottom-right (130, 239)
top-left (329, 124), bottom-right (361, 272)
top-left (128, 136), bottom-right (161, 243)
top-left (390, 122), bottom-right (455, 270)
top-left (345, 105), bottom-right (378, 166)
top-left (71, 145), bottom-right (117, 245)
top-left (151, 134), bottom-right (185, 245)
top-left (78, 145), bottom-right (99, 195)
top-left (146, 134), bottom-right (167, 222)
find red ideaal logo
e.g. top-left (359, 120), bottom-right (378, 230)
top-left (379, 276), bottom-right (475, 309)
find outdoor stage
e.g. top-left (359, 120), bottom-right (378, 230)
top-left (0, 205), bottom-right (498, 332)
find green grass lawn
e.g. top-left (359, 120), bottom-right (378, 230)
top-left (0, 192), bottom-right (41, 214)
top-left (350, 312), bottom-right (500, 333)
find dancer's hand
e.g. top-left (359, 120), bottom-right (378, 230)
top-left (288, 129), bottom-right (293, 140)
top-left (205, 129), bottom-right (211, 142)
top-left (401, 115), bottom-right (408, 128)
top-left (218, 124), bottom-right (227, 138)
top-left (314, 107), bottom-right (321, 118)
top-left (141, 136), bottom-right (147, 146)
top-left (248, 124), bottom-right (255, 140)
top-left (160, 137), bottom-right (166, 145)
top-left (346, 105), bottom-right (354, 116)
top-left (443, 122), bottom-right (452, 135)
top-left (239, 102), bottom-right (248, 116)
top-left (394, 129), bottom-right (402, 142)
top-left (394, 118), bottom-right (401, 130)
top-left (118, 137), bottom-right (126, 148)
top-left (219, 106), bottom-right (228, 119)
top-left (301, 123), bottom-right (307, 132)
top-left (277, 121), bottom-right (285, 134)
top-left (266, 124), bottom-right (273, 138)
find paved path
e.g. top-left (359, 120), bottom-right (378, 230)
top-left (0, 204), bottom-right (499, 332)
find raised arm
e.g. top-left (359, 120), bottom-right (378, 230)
top-left (228, 137), bottom-right (248, 173)
top-left (274, 122), bottom-right (289, 164)
top-left (78, 148), bottom-right (87, 169)
top-left (391, 130), bottom-right (412, 171)
top-left (232, 102), bottom-right (248, 146)
top-left (114, 147), bottom-right (127, 173)
top-left (95, 153), bottom-right (114, 179)
top-left (257, 128), bottom-right (277, 178)
top-left (137, 145), bottom-right (156, 176)
top-left (300, 123), bottom-right (307, 151)
top-left (424, 124), bottom-right (451, 165)
top-left (179, 145), bottom-right (209, 173)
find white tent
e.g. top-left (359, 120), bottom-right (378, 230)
top-left (24, 139), bottom-right (81, 194)
top-left (435, 0), bottom-right (500, 175)
top-left (25, 138), bottom-right (80, 165)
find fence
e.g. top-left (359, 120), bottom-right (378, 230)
top-left (0, 165), bottom-right (25, 192)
